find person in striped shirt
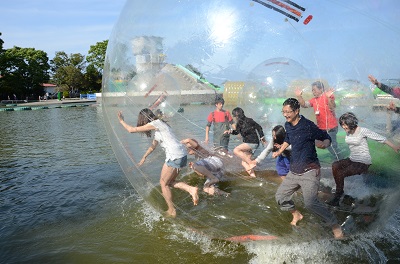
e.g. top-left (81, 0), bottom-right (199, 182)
top-left (326, 112), bottom-right (400, 206)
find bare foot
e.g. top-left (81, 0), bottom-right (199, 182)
top-left (203, 186), bottom-right (215, 195)
top-left (248, 170), bottom-right (256, 177)
top-left (248, 160), bottom-right (257, 170)
top-left (215, 188), bottom-right (230, 197)
top-left (190, 187), bottom-right (199, 205)
top-left (290, 210), bottom-right (303, 226)
top-left (165, 209), bottom-right (176, 218)
top-left (332, 224), bottom-right (344, 239)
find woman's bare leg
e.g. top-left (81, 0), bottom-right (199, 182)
top-left (233, 143), bottom-right (253, 164)
top-left (160, 164), bottom-right (178, 217)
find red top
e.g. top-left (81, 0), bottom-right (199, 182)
top-left (207, 110), bottom-right (233, 124)
top-left (308, 94), bottom-right (338, 130)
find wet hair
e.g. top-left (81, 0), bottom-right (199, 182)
top-left (215, 96), bottom-right (225, 105)
top-left (339, 112), bottom-right (358, 130)
top-left (312, 81), bottom-right (325, 91)
top-left (137, 108), bottom-right (158, 138)
top-left (282, 98), bottom-right (300, 111)
top-left (272, 125), bottom-right (291, 157)
top-left (232, 107), bottom-right (246, 127)
top-left (232, 107), bottom-right (245, 119)
top-left (272, 125), bottom-right (286, 145)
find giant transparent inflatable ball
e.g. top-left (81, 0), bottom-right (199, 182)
top-left (102, 0), bottom-right (400, 241)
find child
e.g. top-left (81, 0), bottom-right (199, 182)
top-left (250, 125), bottom-right (290, 179)
top-left (327, 112), bottom-right (400, 206)
top-left (205, 96), bottom-right (234, 152)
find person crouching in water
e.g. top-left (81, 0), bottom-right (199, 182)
top-left (181, 138), bottom-right (229, 196)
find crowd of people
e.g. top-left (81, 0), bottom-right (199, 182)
top-left (117, 75), bottom-right (400, 239)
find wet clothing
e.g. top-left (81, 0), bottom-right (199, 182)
top-left (346, 127), bottom-right (386, 165)
top-left (276, 168), bottom-right (338, 226)
top-left (276, 115), bottom-right (338, 227)
top-left (276, 156), bottom-right (291, 176)
top-left (306, 94), bottom-right (341, 160)
top-left (331, 126), bottom-right (386, 195)
top-left (195, 156), bottom-right (224, 181)
top-left (332, 158), bottom-right (369, 195)
top-left (206, 110), bottom-right (233, 150)
top-left (284, 115), bottom-right (331, 174)
top-left (255, 140), bottom-right (291, 176)
top-left (231, 117), bottom-right (265, 145)
top-left (306, 94), bottom-right (338, 130)
top-left (150, 119), bottom-right (187, 162)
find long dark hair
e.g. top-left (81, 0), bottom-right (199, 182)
top-left (137, 108), bottom-right (158, 138)
top-left (272, 125), bottom-right (286, 145)
top-left (232, 107), bottom-right (246, 127)
top-left (272, 125), bottom-right (290, 157)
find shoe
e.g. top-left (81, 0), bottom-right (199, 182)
top-left (326, 193), bottom-right (343, 207)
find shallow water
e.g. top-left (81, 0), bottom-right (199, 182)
top-left (1, 105), bottom-right (399, 263)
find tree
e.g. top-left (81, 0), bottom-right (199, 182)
top-left (0, 45), bottom-right (50, 100)
top-left (0, 32), bottom-right (4, 51)
top-left (84, 64), bottom-right (102, 92)
top-left (86, 40), bottom-right (108, 74)
top-left (83, 40), bottom-right (108, 92)
top-left (50, 51), bottom-right (85, 95)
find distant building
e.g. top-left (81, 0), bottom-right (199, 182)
top-left (223, 81), bottom-right (245, 105)
top-left (41, 83), bottom-right (59, 94)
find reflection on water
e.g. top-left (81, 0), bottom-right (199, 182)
top-left (0, 105), bottom-right (399, 263)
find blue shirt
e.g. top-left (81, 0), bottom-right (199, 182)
top-left (284, 115), bottom-right (331, 174)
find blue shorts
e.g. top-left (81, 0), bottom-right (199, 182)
top-left (276, 156), bottom-right (290, 176)
top-left (166, 155), bottom-right (187, 169)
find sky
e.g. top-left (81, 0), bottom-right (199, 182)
top-left (0, 0), bottom-right (399, 84)
top-left (103, 0), bottom-right (400, 85)
top-left (0, 0), bottom-right (126, 59)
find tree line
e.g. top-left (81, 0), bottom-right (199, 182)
top-left (0, 32), bottom-right (108, 100)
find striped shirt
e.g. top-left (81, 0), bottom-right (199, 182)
top-left (346, 127), bottom-right (386, 165)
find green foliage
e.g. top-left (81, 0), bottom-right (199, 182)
top-left (0, 34), bottom-right (107, 99)
top-left (84, 64), bottom-right (102, 92)
top-left (50, 51), bottom-right (85, 94)
top-left (0, 45), bottom-right (50, 99)
top-left (0, 32), bottom-right (4, 51)
top-left (87, 40), bottom-right (108, 73)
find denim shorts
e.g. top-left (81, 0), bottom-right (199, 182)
top-left (166, 155), bottom-right (187, 169)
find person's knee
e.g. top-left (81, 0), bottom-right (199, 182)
top-left (233, 148), bottom-right (241, 156)
top-left (332, 162), bottom-right (340, 175)
top-left (303, 197), bottom-right (316, 210)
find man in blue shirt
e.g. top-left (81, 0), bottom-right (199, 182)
top-left (272, 98), bottom-right (343, 239)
